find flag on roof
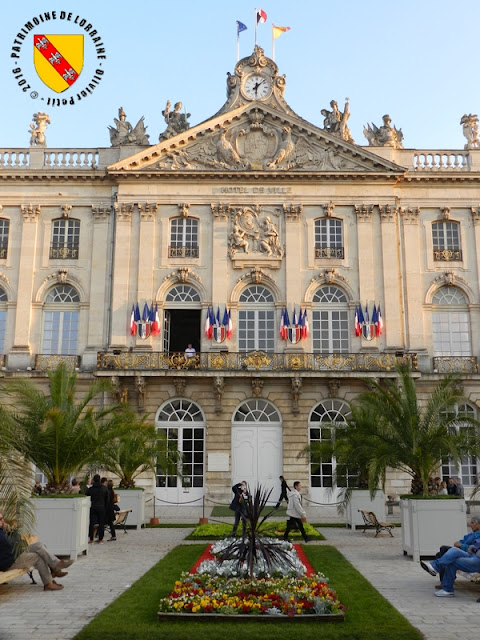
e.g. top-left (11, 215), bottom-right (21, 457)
top-left (272, 24), bottom-right (290, 39)
top-left (256, 8), bottom-right (267, 23)
top-left (237, 20), bottom-right (247, 35)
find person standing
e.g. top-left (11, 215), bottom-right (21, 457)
top-left (229, 481), bottom-right (249, 537)
top-left (185, 344), bottom-right (196, 358)
top-left (275, 475), bottom-right (290, 509)
top-left (86, 474), bottom-right (109, 544)
top-left (105, 479), bottom-right (117, 541)
top-left (283, 481), bottom-right (309, 543)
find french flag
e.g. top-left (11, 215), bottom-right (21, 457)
top-left (227, 308), bottom-right (233, 339)
top-left (151, 303), bottom-right (160, 337)
top-left (256, 8), bottom-right (267, 23)
top-left (204, 307), bottom-right (211, 338)
top-left (302, 309), bottom-right (309, 338)
top-left (355, 304), bottom-right (364, 337)
top-left (283, 308), bottom-right (290, 340)
top-left (376, 303), bottom-right (384, 337)
top-left (130, 305), bottom-right (137, 336)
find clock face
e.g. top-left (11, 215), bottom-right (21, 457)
top-left (242, 74), bottom-right (272, 100)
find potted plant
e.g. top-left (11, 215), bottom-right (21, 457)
top-left (348, 363), bottom-right (477, 559)
top-left (6, 364), bottom-right (115, 557)
top-left (93, 407), bottom-right (179, 528)
top-left (305, 403), bottom-right (386, 529)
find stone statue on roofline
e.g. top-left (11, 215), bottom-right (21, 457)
top-left (29, 112), bottom-right (50, 146)
top-left (363, 114), bottom-right (404, 149)
top-left (460, 114), bottom-right (480, 149)
top-left (321, 98), bottom-right (355, 144)
top-left (108, 107), bottom-right (150, 147)
top-left (159, 101), bottom-right (191, 141)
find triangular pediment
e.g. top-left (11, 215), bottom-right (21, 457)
top-left (107, 103), bottom-right (406, 176)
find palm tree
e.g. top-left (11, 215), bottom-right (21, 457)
top-left (308, 363), bottom-right (478, 497)
top-left (0, 407), bottom-right (35, 538)
top-left (93, 407), bottom-right (178, 488)
top-left (6, 363), bottom-right (115, 493)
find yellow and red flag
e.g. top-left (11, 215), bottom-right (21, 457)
top-left (272, 25), bottom-right (291, 39)
top-left (33, 34), bottom-right (83, 93)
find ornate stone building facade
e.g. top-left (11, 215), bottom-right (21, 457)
top-left (2, 47), bottom-right (480, 507)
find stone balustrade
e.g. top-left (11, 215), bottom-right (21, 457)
top-left (412, 150), bottom-right (470, 171)
top-left (96, 350), bottom-right (418, 372)
top-left (0, 147), bottom-right (479, 173)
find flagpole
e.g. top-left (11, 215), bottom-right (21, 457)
top-left (254, 7), bottom-right (257, 46)
top-left (237, 29), bottom-right (239, 62)
top-left (272, 26), bottom-right (275, 61)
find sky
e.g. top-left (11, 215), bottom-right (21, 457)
top-left (1, 0), bottom-right (479, 151)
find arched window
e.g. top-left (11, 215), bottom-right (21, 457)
top-left (312, 285), bottom-right (349, 353)
top-left (314, 218), bottom-right (344, 259)
top-left (238, 285), bottom-right (275, 352)
top-left (432, 220), bottom-right (462, 261)
top-left (165, 284), bottom-right (201, 303)
top-left (42, 285), bottom-right (80, 354)
top-left (432, 286), bottom-right (471, 356)
top-left (0, 286), bottom-right (8, 353)
top-left (441, 403), bottom-right (478, 487)
top-left (309, 399), bottom-right (352, 490)
top-left (50, 218), bottom-right (80, 259)
top-left (155, 399), bottom-right (205, 490)
top-left (169, 217), bottom-right (199, 258)
top-left (233, 399), bottom-right (281, 423)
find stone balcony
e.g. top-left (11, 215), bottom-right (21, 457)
top-left (96, 350), bottom-right (418, 373)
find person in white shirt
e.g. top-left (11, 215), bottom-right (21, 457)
top-left (185, 344), bottom-right (196, 358)
top-left (283, 481), bottom-right (309, 543)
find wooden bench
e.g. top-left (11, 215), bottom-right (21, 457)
top-left (93, 509), bottom-right (133, 539)
top-left (0, 568), bottom-right (36, 585)
top-left (358, 509), bottom-right (395, 537)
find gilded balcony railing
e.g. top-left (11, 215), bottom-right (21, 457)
top-left (433, 356), bottom-right (478, 374)
top-left (96, 351), bottom-right (418, 372)
top-left (433, 249), bottom-right (462, 262)
top-left (35, 354), bottom-right (80, 371)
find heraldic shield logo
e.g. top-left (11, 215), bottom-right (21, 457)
top-left (33, 34), bottom-right (84, 92)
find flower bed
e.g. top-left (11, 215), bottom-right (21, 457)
top-left (158, 542), bottom-right (345, 622)
top-left (187, 521), bottom-right (324, 540)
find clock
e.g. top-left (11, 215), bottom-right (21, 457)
top-left (242, 73), bottom-right (272, 100)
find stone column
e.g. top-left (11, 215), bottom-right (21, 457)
top-left (135, 202), bottom-right (158, 350)
top-left (354, 204), bottom-right (376, 348)
top-left (210, 203), bottom-right (229, 351)
top-left (400, 207), bottom-right (422, 352)
top-left (9, 204), bottom-right (40, 368)
top-left (283, 204), bottom-right (303, 351)
top-left (110, 203), bottom-right (134, 349)
top-left (83, 204), bottom-right (112, 368)
top-left (378, 205), bottom-right (403, 348)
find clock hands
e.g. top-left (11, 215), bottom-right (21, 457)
top-left (253, 78), bottom-right (265, 96)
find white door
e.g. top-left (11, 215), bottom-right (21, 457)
top-left (232, 425), bottom-right (282, 500)
top-left (163, 310), bottom-right (171, 352)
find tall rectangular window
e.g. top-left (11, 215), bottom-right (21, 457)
top-left (169, 218), bottom-right (199, 258)
top-left (312, 310), bottom-right (349, 353)
top-left (50, 219), bottom-right (80, 259)
top-left (314, 218), bottom-right (344, 259)
top-left (0, 220), bottom-right (9, 259)
top-left (238, 310), bottom-right (275, 351)
top-left (432, 221), bottom-right (461, 261)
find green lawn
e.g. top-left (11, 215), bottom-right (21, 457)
top-left (73, 544), bottom-right (422, 640)
top-left (186, 521), bottom-right (324, 540)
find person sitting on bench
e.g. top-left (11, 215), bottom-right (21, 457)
top-left (0, 512), bottom-right (73, 591)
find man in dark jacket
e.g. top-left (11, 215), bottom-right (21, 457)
top-left (86, 474), bottom-right (109, 543)
top-left (275, 476), bottom-right (290, 509)
top-left (0, 512), bottom-right (73, 591)
top-left (229, 481), bottom-right (249, 537)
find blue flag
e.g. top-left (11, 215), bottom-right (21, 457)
top-left (237, 20), bottom-right (247, 35)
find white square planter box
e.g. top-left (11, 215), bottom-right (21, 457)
top-left (400, 498), bottom-right (467, 562)
top-left (115, 489), bottom-right (145, 530)
top-left (32, 496), bottom-right (90, 559)
top-left (345, 490), bottom-right (386, 529)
